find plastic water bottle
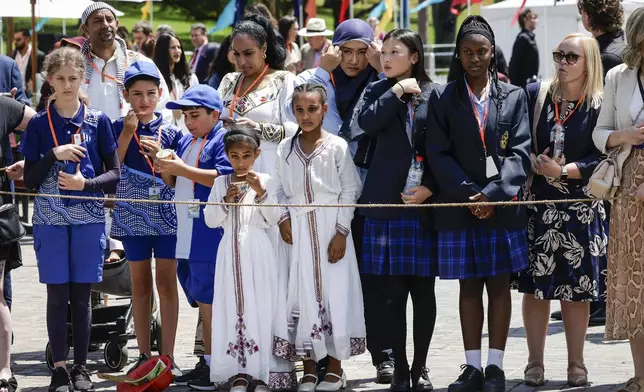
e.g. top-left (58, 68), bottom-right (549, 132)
top-left (553, 123), bottom-right (565, 160)
top-left (403, 156), bottom-right (424, 195)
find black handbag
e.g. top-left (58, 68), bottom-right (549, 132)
top-left (0, 204), bottom-right (26, 245)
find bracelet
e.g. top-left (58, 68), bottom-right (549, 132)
top-left (396, 82), bottom-right (405, 94)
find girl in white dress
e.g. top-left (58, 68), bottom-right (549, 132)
top-left (204, 129), bottom-right (296, 392)
top-left (276, 83), bottom-right (366, 392)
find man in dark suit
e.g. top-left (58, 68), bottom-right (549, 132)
top-left (189, 23), bottom-right (219, 84)
top-left (12, 29), bottom-right (45, 98)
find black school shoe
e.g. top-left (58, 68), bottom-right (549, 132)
top-left (49, 367), bottom-right (73, 392)
top-left (390, 368), bottom-right (411, 392)
top-left (483, 365), bottom-right (505, 392)
top-left (411, 366), bottom-right (433, 391)
top-left (448, 365), bottom-right (483, 392)
top-left (70, 365), bottom-right (94, 392)
top-left (187, 364), bottom-right (216, 391)
top-left (174, 357), bottom-right (207, 386)
top-left (376, 360), bottom-right (395, 384)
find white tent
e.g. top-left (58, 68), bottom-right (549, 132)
top-left (0, 0), bottom-right (124, 19)
top-left (481, 0), bottom-right (642, 80)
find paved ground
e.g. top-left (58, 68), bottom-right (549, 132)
top-left (9, 235), bottom-right (634, 391)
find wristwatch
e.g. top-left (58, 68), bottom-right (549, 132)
top-left (559, 165), bottom-right (569, 181)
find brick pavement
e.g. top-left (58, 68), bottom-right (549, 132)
top-left (9, 236), bottom-right (634, 391)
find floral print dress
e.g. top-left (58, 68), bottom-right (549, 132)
top-left (519, 92), bottom-right (608, 302)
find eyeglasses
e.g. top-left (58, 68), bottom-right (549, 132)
top-left (552, 51), bottom-right (583, 65)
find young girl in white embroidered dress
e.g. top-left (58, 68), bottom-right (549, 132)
top-left (276, 83), bottom-right (366, 392)
top-left (203, 129), bottom-right (296, 392)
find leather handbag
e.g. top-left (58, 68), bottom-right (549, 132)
top-left (587, 144), bottom-right (626, 199)
top-left (0, 204), bottom-right (26, 245)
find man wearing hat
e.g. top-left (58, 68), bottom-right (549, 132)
top-left (79, 2), bottom-right (171, 122)
top-left (298, 18), bottom-right (334, 71)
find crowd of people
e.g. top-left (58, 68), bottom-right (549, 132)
top-left (0, 0), bottom-right (643, 392)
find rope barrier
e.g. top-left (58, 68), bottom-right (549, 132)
top-left (0, 190), bottom-right (619, 209)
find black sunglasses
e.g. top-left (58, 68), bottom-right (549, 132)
top-left (552, 51), bottom-right (583, 65)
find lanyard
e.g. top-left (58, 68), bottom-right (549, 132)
top-left (87, 58), bottom-right (126, 87)
top-left (553, 96), bottom-right (583, 125)
top-left (229, 64), bottom-right (269, 117)
top-left (187, 132), bottom-right (210, 192)
top-left (467, 83), bottom-right (490, 153)
top-left (132, 125), bottom-right (163, 177)
top-left (407, 101), bottom-right (417, 155)
top-left (330, 73), bottom-right (336, 89)
top-left (46, 102), bottom-right (84, 147)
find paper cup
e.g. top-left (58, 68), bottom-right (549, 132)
top-left (156, 149), bottom-right (173, 160)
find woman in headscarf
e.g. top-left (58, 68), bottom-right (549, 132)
top-left (292, 19), bottom-right (396, 385)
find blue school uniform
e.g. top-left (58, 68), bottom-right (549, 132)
top-left (174, 122), bottom-right (232, 305)
top-left (425, 80), bottom-right (532, 280)
top-left (20, 103), bottom-right (117, 284)
top-left (110, 114), bottom-right (183, 261)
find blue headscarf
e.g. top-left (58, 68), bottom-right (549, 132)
top-left (331, 19), bottom-right (379, 122)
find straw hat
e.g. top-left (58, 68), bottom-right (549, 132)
top-left (298, 18), bottom-right (334, 37)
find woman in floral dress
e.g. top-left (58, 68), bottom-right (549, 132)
top-left (519, 33), bottom-right (607, 387)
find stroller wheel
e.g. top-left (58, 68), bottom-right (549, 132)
top-left (150, 313), bottom-right (162, 354)
top-left (45, 342), bottom-right (70, 371)
top-left (104, 341), bottom-right (128, 371)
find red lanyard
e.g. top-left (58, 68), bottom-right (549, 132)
top-left (87, 59), bottom-right (125, 87)
top-left (229, 64), bottom-right (269, 117)
top-left (187, 132), bottom-right (210, 192)
top-left (330, 73), bottom-right (336, 89)
top-left (554, 96), bottom-right (583, 125)
top-left (47, 102), bottom-right (84, 147)
top-left (132, 126), bottom-right (163, 176)
top-left (467, 83), bottom-right (490, 153)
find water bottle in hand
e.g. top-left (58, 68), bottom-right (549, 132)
top-left (403, 156), bottom-right (424, 195)
top-left (553, 123), bottom-right (565, 160)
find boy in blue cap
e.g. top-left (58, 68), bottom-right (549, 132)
top-left (110, 61), bottom-right (183, 374)
top-left (157, 84), bottom-right (232, 390)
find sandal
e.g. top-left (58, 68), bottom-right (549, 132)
top-left (567, 361), bottom-right (588, 387)
top-left (0, 377), bottom-right (17, 392)
top-left (619, 377), bottom-right (644, 392)
top-left (523, 361), bottom-right (545, 386)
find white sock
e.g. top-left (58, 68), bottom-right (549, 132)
top-left (487, 349), bottom-right (504, 370)
top-left (204, 355), bottom-right (211, 366)
top-left (465, 350), bottom-right (482, 370)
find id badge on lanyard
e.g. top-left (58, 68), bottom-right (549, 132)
top-left (72, 133), bottom-right (85, 146)
top-left (188, 200), bottom-right (200, 219)
top-left (149, 185), bottom-right (161, 200)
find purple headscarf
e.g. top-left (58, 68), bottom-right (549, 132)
top-left (330, 19), bottom-right (379, 124)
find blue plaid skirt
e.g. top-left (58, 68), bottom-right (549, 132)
top-left (435, 227), bottom-right (529, 279)
top-left (361, 212), bottom-right (437, 277)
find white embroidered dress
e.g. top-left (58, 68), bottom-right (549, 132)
top-left (275, 134), bottom-right (366, 361)
top-left (204, 173), bottom-right (296, 390)
top-left (218, 70), bottom-right (298, 175)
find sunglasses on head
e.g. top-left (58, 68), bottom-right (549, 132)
top-left (552, 51), bottom-right (582, 65)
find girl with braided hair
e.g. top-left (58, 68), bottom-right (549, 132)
top-left (425, 15), bottom-right (532, 392)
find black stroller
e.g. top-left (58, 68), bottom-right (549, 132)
top-left (44, 256), bottom-right (163, 371)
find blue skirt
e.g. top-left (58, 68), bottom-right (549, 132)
top-left (435, 227), bottom-right (529, 279)
top-left (361, 212), bottom-right (437, 277)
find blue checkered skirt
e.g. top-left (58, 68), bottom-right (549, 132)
top-left (435, 227), bottom-right (529, 279)
top-left (361, 212), bottom-right (437, 277)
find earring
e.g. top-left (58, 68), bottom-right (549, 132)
top-left (263, 53), bottom-right (267, 59)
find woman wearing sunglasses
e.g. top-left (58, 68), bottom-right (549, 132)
top-left (519, 33), bottom-right (606, 387)
top-left (593, 8), bottom-right (644, 392)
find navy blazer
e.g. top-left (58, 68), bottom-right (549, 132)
top-left (426, 80), bottom-right (531, 231)
top-left (0, 55), bottom-right (28, 105)
top-left (194, 43), bottom-right (219, 84)
top-left (358, 78), bottom-right (438, 220)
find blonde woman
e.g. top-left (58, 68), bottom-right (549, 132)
top-left (593, 7), bottom-right (644, 392)
top-left (519, 33), bottom-right (605, 387)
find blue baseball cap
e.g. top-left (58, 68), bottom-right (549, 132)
top-left (124, 61), bottom-right (161, 87)
top-left (166, 85), bottom-right (223, 112)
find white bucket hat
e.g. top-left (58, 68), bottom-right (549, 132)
top-left (298, 18), bottom-right (334, 37)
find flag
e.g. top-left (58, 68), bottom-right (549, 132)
top-left (379, 0), bottom-right (394, 32)
top-left (234, 0), bottom-right (247, 25)
top-left (293, 0), bottom-right (302, 22)
top-left (511, 0), bottom-right (528, 25)
top-left (410, 0), bottom-right (446, 13)
top-left (338, 0), bottom-right (350, 23)
top-left (304, 0), bottom-right (317, 22)
top-left (450, 0), bottom-right (482, 15)
top-left (141, 0), bottom-right (151, 21)
top-left (402, 0), bottom-right (409, 28)
top-left (35, 18), bottom-right (50, 33)
top-left (210, 0), bottom-right (237, 34)
top-left (369, 0), bottom-right (386, 18)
